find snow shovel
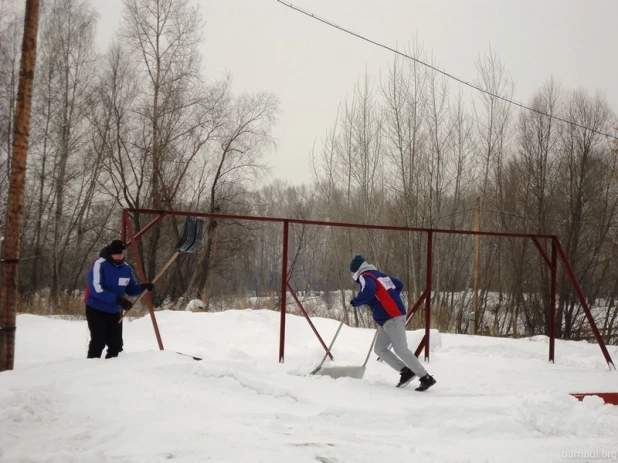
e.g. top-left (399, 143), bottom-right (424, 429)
top-left (311, 321), bottom-right (378, 379)
top-left (119, 216), bottom-right (204, 322)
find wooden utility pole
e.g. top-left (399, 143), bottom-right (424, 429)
top-left (473, 197), bottom-right (481, 335)
top-left (0, 0), bottom-right (41, 372)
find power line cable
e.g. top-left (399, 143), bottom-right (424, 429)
top-left (277, 1), bottom-right (618, 142)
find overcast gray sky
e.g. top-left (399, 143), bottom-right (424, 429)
top-left (91, 0), bottom-right (618, 186)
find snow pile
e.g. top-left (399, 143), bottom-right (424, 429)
top-left (1, 309), bottom-right (618, 463)
top-left (514, 393), bottom-right (618, 437)
top-left (184, 299), bottom-right (206, 311)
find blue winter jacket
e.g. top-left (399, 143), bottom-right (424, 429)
top-left (351, 263), bottom-right (406, 326)
top-left (85, 246), bottom-right (144, 313)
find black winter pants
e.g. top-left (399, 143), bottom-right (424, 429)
top-left (86, 305), bottom-right (123, 359)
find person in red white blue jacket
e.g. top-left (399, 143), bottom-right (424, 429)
top-left (84, 239), bottom-right (154, 359)
top-left (349, 254), bottom-right (436, 391)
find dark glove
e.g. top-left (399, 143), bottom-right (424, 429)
top-left (117, 296), bottom-right (133, 311)
top-left (141, 282), bottom-right (154, 291)
top-left (349, 300), bottom-right (356, 307)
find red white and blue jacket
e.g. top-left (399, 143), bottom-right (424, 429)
top-left (351, 263), bottom-right (406, 326)
top-left (84, 246), bottom-right (144, 313)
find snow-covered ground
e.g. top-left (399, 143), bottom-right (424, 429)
top-left (2, 309), bottom-right (618, 463)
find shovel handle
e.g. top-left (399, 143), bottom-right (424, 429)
top-left (362, 329), bottom-right (379, 368)
top-left (311, 319), bottom-right (345, 375)
top-left (119, 251), bottom-right (180, 323)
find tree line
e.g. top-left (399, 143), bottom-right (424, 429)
top-left (1, 0), bottom-right (617, 345)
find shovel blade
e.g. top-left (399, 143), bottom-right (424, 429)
top-left (312, 366), bottom-right (366, 379)
top-left (176, 217), bottom-right (197, 252)
top-left (184, 218), bottom-right (204, 253)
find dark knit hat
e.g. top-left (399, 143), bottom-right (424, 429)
top-left (349, 254), bottom-right (366, 273)
top-left (108, 239), bottom-right (126, 255)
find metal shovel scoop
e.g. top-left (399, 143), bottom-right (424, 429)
top-left (119, 216), bottom-right (204, 323)
top-left (311, 320), bottom-right (378, 379)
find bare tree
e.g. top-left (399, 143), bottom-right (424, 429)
top-left (35, 0), bottom-right (98, 300)
top-left (312, 74), bottom-right (388, 326)
top-left (120, 0), bottom-right (205, 281)
top-left (554, 90), bottom-right (617, 338)
top-left (472, 47), bottom-right (515, 334)
top-left (185, 90), bottom-right (278, 302)
top-left (380, 46), bottom-right (428, 303)
top-left (505, 79), bottom-right (562, 336)
top-left (441, 93), bottom-right (476, 333)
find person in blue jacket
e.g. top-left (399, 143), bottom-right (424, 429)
top-left (85, 239), bottom-right (154, 359)
top-left (349, 254), bottom-right (436, 391)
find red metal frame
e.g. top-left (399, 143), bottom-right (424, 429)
top-left (554, 237), bottom-right (615, 369)
top-left (279, 221), bottom-right (289, 362)
top-left (131, 213), bottom-right (166, 244)
top-left (570, 392), bottom-right (618, 405)
top-left (124, 216), bottom-right (164, 350)
top-left (405, 289), bottom-right (430, 325)
top-left (120, 207), bottom-right (616, 370)
top-left (287, 282), bottom-right (333, 360)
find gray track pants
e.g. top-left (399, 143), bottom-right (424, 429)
top-left (374, 315), bottom-right (428, 377)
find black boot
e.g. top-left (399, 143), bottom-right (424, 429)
top-left (396, 367), bottom-right (415, 388)
top-left (415, 374), bottom-right (436, 392)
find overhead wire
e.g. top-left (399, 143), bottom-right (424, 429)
top-left (277, 0), bottom-right (618, 142)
